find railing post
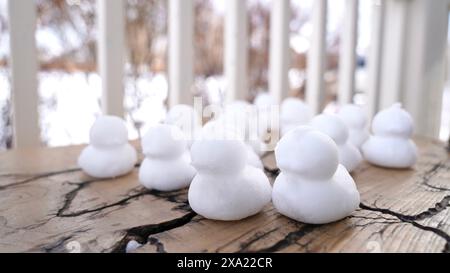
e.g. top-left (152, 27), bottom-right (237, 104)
top-left (379, 0), bottom-right (408, 109)
top-left (338, 0), bottom-right (359, 105)
top-left (366, 0), bottom-right (385, 119)
top-left (378, 0), bottom-right (447, 138)
top-left (97, 0), bottom-right (125, 117)
top-left (169, 0), bottom-right (194, 107)
top-left (401, 0), bottom-right (448, 138)
top-left (8, 0), bottom-right (40, 148)
top-left (269, 0), bottom-right (290, 104)
top-left (306, 0), bottom-right (327, 114)
top-left (225, 0), bottom-right (248, 102)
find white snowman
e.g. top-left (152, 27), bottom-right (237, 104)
top-left (280, 97), bottom-right (313, 136)
top-left (272, 126), bottom-right (360, 224)
top-left (337, 104), bottom-right (369, 149)
top-left (139, 124), bottom-right (196, 191)
top-left (78, 115), bottom-right (137, 178)
top-left (310, 113), bottom-right (362, 172)
top-left (362, 103), bottom-right (418, 168)
top-left (188, 139), bottom-right (272, 221)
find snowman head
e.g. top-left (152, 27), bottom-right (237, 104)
top-left (190, 139), bottom-right (248, 174)
top-left (337, 104), bottom-right (367, 130)
top-left (372, 103), bottom-right (414, 138)
top-left (141, 124), bottom-right (187, 159)
top-left (275, 126), bottom-right (339, 180)
top-left (310, 114), bottom-right (349, 145)
top-left (90, 115), bottom-right (128, 148)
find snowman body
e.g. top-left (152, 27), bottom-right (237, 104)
top-left (310, 114), bottom-right (362, 172)
top-left (139, 124), bottom-right (196, 191)
top-left (188, 139), bottom-right (272, 221)
top-left (272, 127), bottom-right (360, 224)
top-left (78, 116), bottom-right (137, 178)
top-left (362, 103), bottom-right (417, 168)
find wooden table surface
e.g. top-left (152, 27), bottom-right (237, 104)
top-left (0, 138), bottom-right (449, 253)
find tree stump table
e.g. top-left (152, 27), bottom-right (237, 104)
top-left (0, 138), bottom-right (449, 253)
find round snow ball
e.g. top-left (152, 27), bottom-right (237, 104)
top-left (190, 139), bottom-right (248, 174)
top-left (338, 104), bottom-right (367, 129)
top-left (310, 114), bottom-right (349, 145)
top-left (141, 124), bottom-right (187, 158)
top-left (372, 103), bottom-right (414, 137)
top-left (275, 126), bottom-right (339, 180)
top-left (90, 115), bottom-right (128, 147)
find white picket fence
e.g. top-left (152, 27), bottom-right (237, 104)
top-left (7, 0), bottom-right (450, 148)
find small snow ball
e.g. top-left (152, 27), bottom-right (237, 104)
top-left (78, 115), bottom-right (137, 178)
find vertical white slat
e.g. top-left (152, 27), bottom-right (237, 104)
top-left (401, 0), bottom-right (448, 138)
top-left (98, 0), bottom-right (125, 117)
top-left (306, 0), bottom-right (327, 114)
top-left (269, 0), bottom-right (290, 104)
top-left (366, 0), bottom-right (385, 119)
top-left (379, 0), bottom-right (408, 110)
top-left (8, 0), bottom-right (40, 148)
top-left (225, 0), bottom-right (248, 102)
top-left (338, 0), bottom-right (358, 105)
top-left (169, 0), bottom-right (194, 106)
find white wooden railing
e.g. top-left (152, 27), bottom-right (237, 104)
top-left (6, 0), bottom-right (450, 148)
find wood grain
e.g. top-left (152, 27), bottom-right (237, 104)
top-left (0, 138), bottom-right (448, 253)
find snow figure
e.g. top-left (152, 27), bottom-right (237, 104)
top-left (337, 104), bottom-right (369, 148)
top-left (362, 103), bottom-right (417, 168)
top-left (280, 97), bottom-right (313, 136)
top-left (188, 139), bottom-right (272, 221)
top-left (310, 113), bottom-right (362, 172)
top-left (78, 115), bottom-right (137, 178)
top-left (272, 126), bottom-right (360, 224)
top-left (139, 124), bottom-right (196, 191)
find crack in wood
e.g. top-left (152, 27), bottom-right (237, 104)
top-left (57, 191), bottom-right (152, 217)
top-left (110, 211), bottom-right (197, 253)
top-left (412, 195), bottom-right (450, 221)
top-left (56, 186), bottom-right (190, 218)
top-left (236, 227), bottom-right (279, 253)
top-left (359, 202), bottom-right (450, 253)
top-left (0, 168), bottom-right (81, 191)
top-left (247, 224), bottom-right (319, 253)
top-left (420, 162), bottom-right (450, 192)
top-left (42, 236), bottom-right (74, 253)
top-left (34, 227), bottom-right (91, 253)
top-left (148, 237), bottom-right (167, 253)
top-left (55, 178), bottom-right (114, 217)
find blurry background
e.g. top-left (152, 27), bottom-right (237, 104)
top-left (0, 0), bottom-right (449, 150)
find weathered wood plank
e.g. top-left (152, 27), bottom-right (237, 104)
top-left (135, 138), bottom-right (450, 253)
top-left (0, 138), bottom-right (449, 253)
